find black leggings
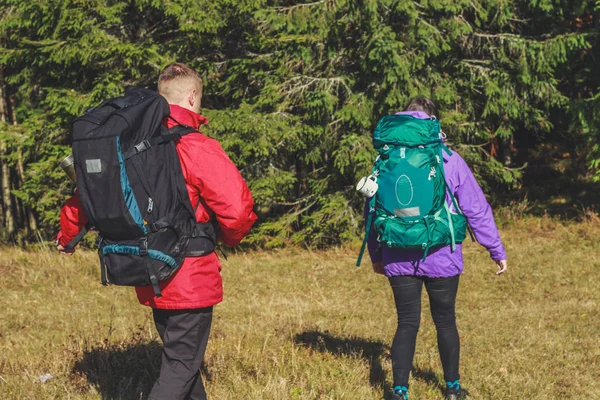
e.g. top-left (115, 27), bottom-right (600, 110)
top-left (389, 275), bottom-right (460, 387)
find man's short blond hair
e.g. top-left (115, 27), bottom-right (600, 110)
top-left (157, 63), bottom-right (203, 103)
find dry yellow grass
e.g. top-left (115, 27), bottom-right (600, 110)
top-left (0, 216), bottom-right (599, 399)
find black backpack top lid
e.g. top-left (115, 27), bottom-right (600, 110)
top-left (72, 87), bottom-right (170, 146)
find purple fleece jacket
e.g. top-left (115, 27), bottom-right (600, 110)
top-left (366, 111), bottom-right (506, 278)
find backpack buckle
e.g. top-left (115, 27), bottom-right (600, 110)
top-left (139, 238), bottom-right (148, 256)
top-left (134, 140), bottom-right (151, 154)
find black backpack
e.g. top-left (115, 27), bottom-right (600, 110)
top-left (67, 87), bottom-right (216, 296)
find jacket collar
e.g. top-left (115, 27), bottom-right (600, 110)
top-left (395, 111), bottom-right (431, 119)
top-left (165, 104), bottom-right (209, 129)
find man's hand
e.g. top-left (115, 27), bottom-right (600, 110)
top-left (495, 260), bottom-right (507, 275)
top-left (372, 261), bottom-right (385, 275)
top-left (55, 241), bottom-right (75, 256)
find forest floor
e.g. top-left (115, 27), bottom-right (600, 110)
top-left (0, 215), bottom-right (599, 399)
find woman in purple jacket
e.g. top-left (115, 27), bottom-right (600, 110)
top-left (367, 98), bottom-right (508, 400)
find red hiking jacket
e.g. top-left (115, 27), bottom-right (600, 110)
top-left (57, 104), bottom-right (257, 309)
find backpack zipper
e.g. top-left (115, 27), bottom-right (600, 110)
top-left (147, 198), bottom-right (154, 214)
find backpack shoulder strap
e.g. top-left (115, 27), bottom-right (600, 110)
top-left (63, 224), bottom-right (91, 251)
top-left (168, 124), bottom-right (198, 137)
top-left (166, 125), bottom-right (210, 216)
top-left (438, 148), bottom-right (477, 243)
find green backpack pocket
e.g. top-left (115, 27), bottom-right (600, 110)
top-left (375, 204), bottom-right (467, 257)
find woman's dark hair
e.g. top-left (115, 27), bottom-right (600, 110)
top-left (403, 97), bottom-right (439, 118)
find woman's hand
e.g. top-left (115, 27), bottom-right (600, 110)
top-left (495, 260), bottom-right (507, 275)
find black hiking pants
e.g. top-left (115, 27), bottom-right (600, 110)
top-left (149, 307), bottom-right (213, 400)
top-left (389, 275), bottom-right (460, 387)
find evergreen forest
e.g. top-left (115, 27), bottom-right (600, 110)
top-left (0, 0), bottom-right (598, 246)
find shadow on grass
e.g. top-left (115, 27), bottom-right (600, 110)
top-left (411, 366), bottom-right (445, 393)
top-left (294, 330), bottom-right (393, 397)
top-left (72, 340), bottom-right (162, 400)
top-left (294, 331), bottom-right (446, 399)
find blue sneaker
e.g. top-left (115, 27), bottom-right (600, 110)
top-left (391, 385), bottom-right (409, 400)
top-left (445, 381), bottom-right (469, 399)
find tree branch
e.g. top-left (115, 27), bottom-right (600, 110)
top-left (276, 1), bottom-right (327, 12)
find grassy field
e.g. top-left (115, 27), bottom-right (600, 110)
top-left (1, 216), bottom-right (599, 399)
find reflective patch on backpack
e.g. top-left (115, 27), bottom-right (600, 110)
top-left (395, 175), bottom-right (414, 206)
top-left (394, 207), bottom-right (421, 217)
top-left (86, 159), bottom-right (102, 174)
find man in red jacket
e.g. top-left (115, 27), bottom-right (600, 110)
top-left (56, 63), bottom-right (257, 400)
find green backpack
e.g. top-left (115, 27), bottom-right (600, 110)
top-left (356, 114), bottom-right (468, 266)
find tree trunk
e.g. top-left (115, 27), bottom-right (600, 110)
top-left (16, 148), bottom-right (37, 233)
top-left (11, 92), bottom-right (36, 235)
top-left (0, 66), bottom-right (15, 238)
top-left (0, 178), bottom-right (4, 229)
top-left (0, 142), bottom-right (15, 237)
top-left (502, 136), bottom-right (513, 167)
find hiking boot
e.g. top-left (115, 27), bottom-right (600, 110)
top-left (390, 386), bottom-right (409, 400)
top-left (445, 387), bottom-right (469, 400)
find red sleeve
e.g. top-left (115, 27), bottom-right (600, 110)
top-left (57, 193), bottom-right (89, 247)
top-left (179, 138), bottom-right (257, 247)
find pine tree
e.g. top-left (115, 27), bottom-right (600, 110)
top-left (0, 0), bottom-right (226, 241)
top-left (0, 0), bottom-right (597, 245)
top-left (209, 0), bottom-right (595, 246)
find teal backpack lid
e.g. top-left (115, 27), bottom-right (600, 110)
top-left (373, 114), bottom-right (441, 149)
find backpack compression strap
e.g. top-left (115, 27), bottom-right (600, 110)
top-left (123, 125), bottom-right (198, 160)
top-left (356, 196), bottom-right (377, 267)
